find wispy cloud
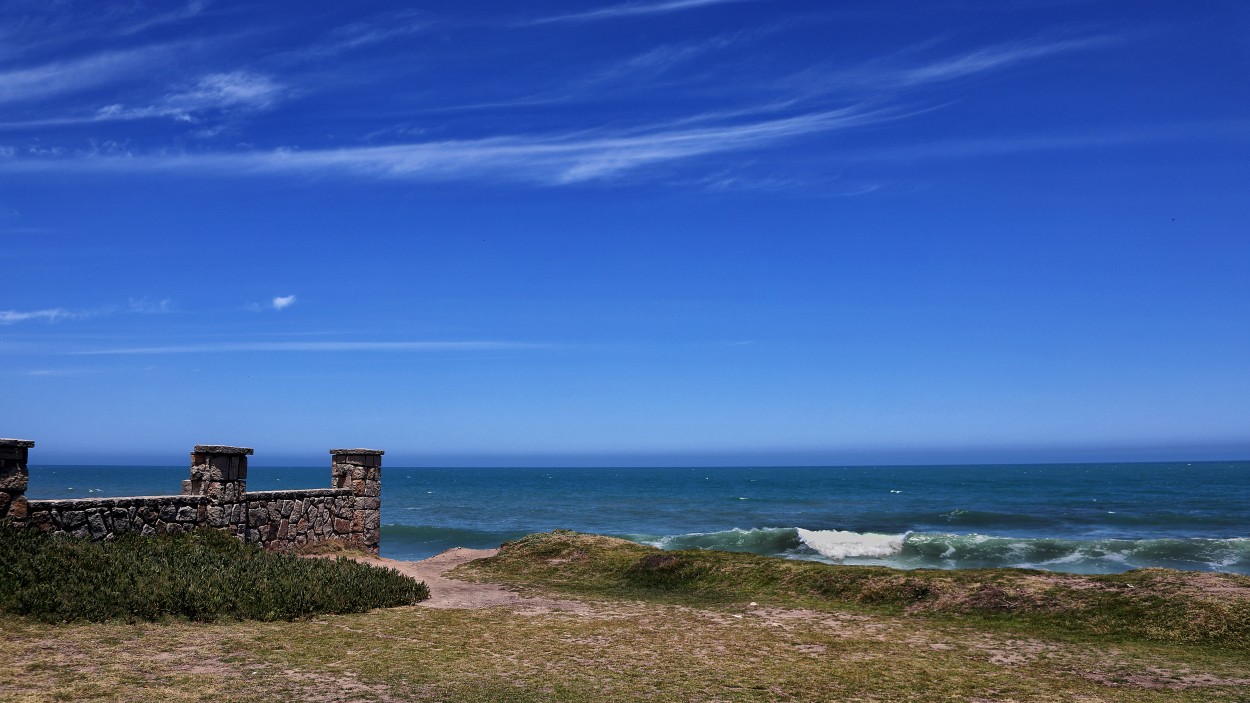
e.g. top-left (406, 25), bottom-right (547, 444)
top-left (301, 11), bottom-right (431, 59)
top-left (529, 0), bottom-right (761, 25)
top-left (24, 368), bottom-right (100, 377)
top-left (128, 297), bottom-right (174, 314)
top-left (583, 35), bottom-right (738, 87)
top-left (95, 71), bottom-right (283, 123)
top-left (272, 295), bottom-right (296, 310)
top-left (0, 46), bottom-right (170, 106)
top-left (835, 121), bottom-right (1250, 163)
top-left (0, 70), bottom-right (284, 131)
top-left (72, 341), bottom-right (548, 355)
top-left (892, 34), bottom-right (1121, 87)
top-left (813, 33), bottom-right (1123, 94)
top-left (115, 1), bottom-right (209, 37)
top-left (0, 104), bottom-right (897, 184)
top-left (0, 308), bottom-right (79, 324)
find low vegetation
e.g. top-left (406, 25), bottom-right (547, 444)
top-left (0, 528), bottom-right (428, 622)
top-left (1, 529), bottom-right (1248, 701)
top-left (458, 530), bottom-right (1250, 648)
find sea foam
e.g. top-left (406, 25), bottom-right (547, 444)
top-left (795, 528), bottom-right (908, 560)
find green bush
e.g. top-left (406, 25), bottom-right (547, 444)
top-left (0, 528), bottom-right (428, 623)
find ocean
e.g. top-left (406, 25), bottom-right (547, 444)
top-left (24, 461), bottom-right (1250, 575)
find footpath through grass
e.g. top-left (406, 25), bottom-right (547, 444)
top-left (0, 528), bottom-right (428, 622)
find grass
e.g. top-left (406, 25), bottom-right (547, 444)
top-left (0, 528), bottom-right (428, 622)
top-left (457, 530), bottom-right (1250, 648)
top-left (0, 529), bottom-right (1247, 702)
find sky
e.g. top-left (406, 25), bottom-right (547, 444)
top-left (1, 0), bottom-right (1248, 467)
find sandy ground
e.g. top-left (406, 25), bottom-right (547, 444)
top-left (352, 548), bottom-right (593, 614)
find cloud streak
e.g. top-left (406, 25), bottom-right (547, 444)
top-left (96, 71), bottom-right (283, 122)
top-left (0, 104), bottom-right (897, 184)
top-left (71, 341), bottom-right (549, 355)
top-left (0, 308), bottom-right (79, 324)
top-left (0, 71), bottom-right (284, 131)
top-left (812, 33), bottom-right (1123, 93)
top-left (529, 0), bottom-right (760, 25)
top-left (0, 46), bottom-right (171, 106)
top-left (272, 295), bottom-right (296, 310)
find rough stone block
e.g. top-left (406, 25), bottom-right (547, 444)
top-left (9, 497), bottom-right (29, 521)
top-left (176, 505), bottom-right (198, 522)
top-left (62, 510), bottom-right (87, 529)
top-left (0, 466), bottom-right (28, 492)
top-left (206, 505), bottom-right (225, 527)
top-left (193, 445), bottom-right (253, 455)
top-left (87, 511), bottom-right (107, 538)
top-left (159, 503), bottom-right (178, 522)
top-left (27, 510), bottom-right (51, 531)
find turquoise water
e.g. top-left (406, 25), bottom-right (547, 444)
top-left (26, 461), bottom-right (1250, 574)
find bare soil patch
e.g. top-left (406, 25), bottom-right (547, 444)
top-left (354, 548), bottom-right (593, 614)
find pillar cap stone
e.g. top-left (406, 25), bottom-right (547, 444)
top-left (0, 439), bottom-right (35, 448)
top-left (330, 448), bottom-right (384, 455)
top-left (193, 445), bottom-right (254, 455)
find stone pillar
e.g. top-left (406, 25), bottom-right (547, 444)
top-left (0, 439), bottom-right (33, 525)
top-left (330, 448), bottom-right (382, 554)
top-left (183, 445), bottom-right (252, 529)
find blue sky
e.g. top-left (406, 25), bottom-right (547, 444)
top-left (1, 0), bottom-right (1248, 466)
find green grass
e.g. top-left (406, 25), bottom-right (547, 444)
top-left (0, 528), bottom-right (428, 622)
top-left (458, 530), bottom-right (1250, 648)
top-left (0, 529), bottom-right (1247, 701)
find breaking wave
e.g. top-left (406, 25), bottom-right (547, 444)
top-left (626, 527), bottom-right (1250, 575)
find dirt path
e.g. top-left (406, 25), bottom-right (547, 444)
top-left (354, 548), bottom-right (592, 614)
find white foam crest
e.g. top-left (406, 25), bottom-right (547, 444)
top-left (796, 528), bottom-right (908, 560)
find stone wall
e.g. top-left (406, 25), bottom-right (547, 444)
top-left (0, 439), bottom-right (383, 554)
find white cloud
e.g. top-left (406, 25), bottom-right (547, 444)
top-left (94, 71), bottom-right (283, 123)
top-left (116, 1), bottom-right (209, 37)
top-left (0, 46), bottom-right (170, 106)
top-left (128, 297), bottom-right (174, 313)
top-left (0, 308), bottom-right (77, 324)
top-left (272, 294), bottom-right (296, 310)
top-left (0, 104), bottom-right (898, 184)
top-left (72, 341), bottom-right (546, 355)
top-left (302, 11), bottom-right (431, 58)
top-left (529, 0), bottom-right (759, 25)
top-left (0, 70), bottom-right (283, 131)
top-left (825, 34), bottom-right (1122, 92)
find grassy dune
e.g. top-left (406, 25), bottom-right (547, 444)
top-left (458, 530), bottom-right (1250, 647)
top-left (0, 529), bottom-right (1247, 702)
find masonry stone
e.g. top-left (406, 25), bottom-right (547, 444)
top-left (3, 441), bottom-right (384, 555)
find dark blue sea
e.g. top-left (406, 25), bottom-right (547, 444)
top-left (25, 461), bottom-right (1250, 575)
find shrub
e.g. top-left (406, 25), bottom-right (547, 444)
top-left (0, 528), bottom-right (428, 623)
